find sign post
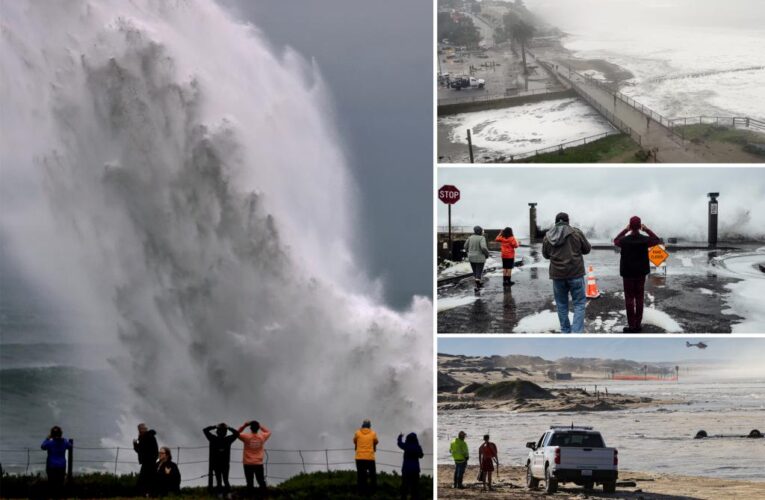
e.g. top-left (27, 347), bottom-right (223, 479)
top-left (648, 244), bottom-right (670, 273)
top-left (466, 129), bottom-right (474, 163)
top-left (438, 185), bottom-right (461, 259)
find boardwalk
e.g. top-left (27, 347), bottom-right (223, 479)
top-left (545, 64), bottom-right (763, 162)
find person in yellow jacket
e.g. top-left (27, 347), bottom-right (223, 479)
top-left (353, 419), bottom-right (379, 496)
top-left (450, 431), bottom-right (469, 489)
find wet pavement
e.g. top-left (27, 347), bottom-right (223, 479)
top-left (437, 243), bottom-right (764, 334)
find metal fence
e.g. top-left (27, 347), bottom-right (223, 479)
top-left (437, 86), bottom-right (565, 107)
top-left (0, 444), bottom-right (432, 485)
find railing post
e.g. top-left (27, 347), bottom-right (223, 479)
top-left (176, 447), bottom-right (181, 466)
top-left (325, 449), bottom-right (330, 474)
top-left (299, 450), bottom-right (306, 473)
top-left (67, 439), bottom-right (73, 483)
top-left (114, 447), bottom-right (119, 475)
top-left (26, 447), bottom-right (30, 474)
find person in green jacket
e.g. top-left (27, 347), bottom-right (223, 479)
top-left (449, 431), bottom-right (469, 489)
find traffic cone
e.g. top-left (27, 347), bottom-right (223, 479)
top-left (585, 265), bottom-right (601, 299)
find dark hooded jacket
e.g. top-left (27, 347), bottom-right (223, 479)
top-left (397, 433), bottom-right (424, 475)
top-left (542, 222), bottom-right (591, 279)
top-left (204, 426), bottom-right (240, 467)
top-left (614, 228), bottom-right (661, 277)
top-left (134, 430), bottom-right (158, 466)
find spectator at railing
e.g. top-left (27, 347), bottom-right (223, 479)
top-left (203, 423), bottom-right (239, 494)
top-left (153, 447), bottom-right (180, 497)
top-left (40, 425), bottom-right (72, 497)
top-left (133, 423), bottom-right (159, 496)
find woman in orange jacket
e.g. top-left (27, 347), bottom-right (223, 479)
top-left (495, 227), bottom-right (519, 287)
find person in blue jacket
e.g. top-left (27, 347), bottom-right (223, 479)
top-left (397, 432), bottom-right (424, 499)
top-left (41, 426), bottom-right (72, 495)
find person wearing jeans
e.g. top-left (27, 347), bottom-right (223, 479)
top-left (464, 226), bottom-right (490, 292)
top-left (614, 216), bottom-right (661, 332)
top-left (449, 431), bottom-right (469, 489)
top-left (543, 212), bottom-right (592, 333)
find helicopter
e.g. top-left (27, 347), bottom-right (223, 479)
top-left (686, 341), bottom-right (708, 349)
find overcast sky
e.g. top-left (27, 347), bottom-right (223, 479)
top-left (439, 337), bottom-right (765, 363)
top-left (221, 1), bottom-right (432, 309)
top-left (438, 167), bottom-right (765, 241)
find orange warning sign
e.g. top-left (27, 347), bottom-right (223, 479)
top-left (648, 245), bottom-right (670, 267)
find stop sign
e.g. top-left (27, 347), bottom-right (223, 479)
top-left (438, 185), bottom-right (460, 205)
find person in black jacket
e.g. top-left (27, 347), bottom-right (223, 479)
top-left (203, 423), bottom-right (240, 493)
top-left (153, 447), bottom-right (181, 497)
top-left (614, 216), bottom-right (661, 332)
top-left (397, 432), bottom-right (424, 499)
top-left (133, 423), bottom-right (159, 496)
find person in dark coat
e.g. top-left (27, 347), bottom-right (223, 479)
top-left (614, 216), bottom-right (661, 332)
top-left (153, 447), bottom-right (181, 497)
top-left (397, 432), bottom-right (424, 499)
top-left (203, 422), bottom-right (240, 493)
top-left (542, 212), bottom-right (592, 333)
top-left (41, 426), bottom-right (72, 497)
top-left (133, 423), bottom-right (159, 496)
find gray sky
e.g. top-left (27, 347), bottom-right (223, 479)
top-left (222, 0), bottom-right (433, 309)
top-left (438, 167), bottom-right (765, 241)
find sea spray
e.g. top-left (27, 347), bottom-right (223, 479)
top-left (0, 0), bottom-right (431, 462)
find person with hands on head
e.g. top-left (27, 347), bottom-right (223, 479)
top-left (203, 422), bottom-right (240, 493)
top-left (397, 432), bottom-right (424, 499)
top-left (495, 226), bottom-right (520, 287)
top-left (478, 434), bottom-right (499, 491)
top-left (614, 216), bottom-right (662, 332)
top-left (237, 420), bottom-right (271, 495)
top-left (133, 423), bottom-right (159, 497)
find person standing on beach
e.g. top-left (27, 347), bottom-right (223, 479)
top-left (133, 423), bottom-right (159, 496)
top-left (449, 431), bottom-right (469, 489)
top-left (397, 432), bottom-right (424, 499)
top-left (478, 434), bottom-right (499, 492)
top-left (203, 422), bottom-right (240, 493)
top-left (542, 212), bottom-right (592, 333)
top-left (495, 227), bottom-right (520, 287)
top-left (237, 420), bottom-right (271, 495)
top-left (614, 216), bottom-right (661, 332)
top-left (353, 419), bottom-right (379, 496)
top-left (465, 226), bottom-right (490, 292)
top-left (40, 425), bottom-right (72, 497)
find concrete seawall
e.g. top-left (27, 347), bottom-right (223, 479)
top-left (437, 89), bottom-right (576, 116)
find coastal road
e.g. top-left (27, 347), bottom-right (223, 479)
top-left (437, 244), bottom-right (763, 333)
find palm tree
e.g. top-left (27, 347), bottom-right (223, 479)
top-left (512, 21), bottom-right (535, 75)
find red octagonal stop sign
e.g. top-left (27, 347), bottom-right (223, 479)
top-left (438, 185), bottom-right (460, 205)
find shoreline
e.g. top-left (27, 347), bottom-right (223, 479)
top-left (436, 464), bottom-right (763, 499)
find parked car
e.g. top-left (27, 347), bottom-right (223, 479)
top-left (526, 426), bottom-right (618, 494)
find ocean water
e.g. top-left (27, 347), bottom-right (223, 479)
top-left (0, 0), bottom-right (432, 484)
top-left (438, 377), bottom-right (765, 480)
top-left (526, 0), bottom-right (765, 118)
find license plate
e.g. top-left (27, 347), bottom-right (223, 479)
top-left (581, 470), bottom-right (593, 476)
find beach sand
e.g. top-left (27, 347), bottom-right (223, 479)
top-left (437, 464), bottom-right (763, 499)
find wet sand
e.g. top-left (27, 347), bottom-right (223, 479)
top-left (437, 464), bottom-right (764, 499)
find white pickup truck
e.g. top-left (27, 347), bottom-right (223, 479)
top-left (525, 426), bottom-right (618, 494)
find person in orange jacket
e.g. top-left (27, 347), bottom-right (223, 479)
top-left (495, 227), bottom-right (520, 287)
top-left (237, 420), bottom-right (271, 495)
top-left (353, 419), bottom-right (379, 496)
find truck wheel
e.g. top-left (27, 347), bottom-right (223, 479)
top-left (545, 466), bottom-right (558, 494)
top-left (603, 479), bottom-right (616, 493)
top-left (526, 466), bottom-right (539, 489)
top-left (584, 481), bottom-right (594, 491)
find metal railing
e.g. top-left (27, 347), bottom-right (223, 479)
top-left (667, 116), bottom-right (765, 134)
top-left (438, 86), bottom-right (566, 106)
top-left (0, 444), bottom-right (432, 485)
top-left (506, 131), bottom-right (621, 162)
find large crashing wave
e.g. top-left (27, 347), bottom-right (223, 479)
top-left (0, 0), bottom-right (431, 457)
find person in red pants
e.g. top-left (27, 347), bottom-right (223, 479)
top-left (614, 216), bottom-right (661, 332)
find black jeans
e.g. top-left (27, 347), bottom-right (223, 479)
top-left (356, 459), bottom-right (377, 495)
top-left (401, 471), bottom-right (420, 499)
top-left (243, 464), bottom-right (266, 491)
top-left (46, 467), bottom-right (66, 497)
top-left (211, 461), bottom-right (231, 491)
top-left (137, 463), bottom-right (154, 495)
top-left (470, 262), bottom-right (485, 280)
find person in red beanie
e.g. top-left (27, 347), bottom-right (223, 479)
top-left (613, 216), bottom-right (661, 332)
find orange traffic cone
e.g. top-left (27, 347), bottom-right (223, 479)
top-left (585, 265), bottom-right (601, 299)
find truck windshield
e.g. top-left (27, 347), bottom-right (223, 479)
top-left (549, 432), bottom-right (605, 448)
